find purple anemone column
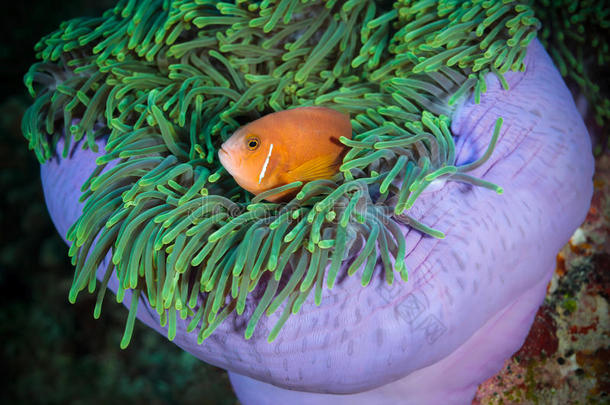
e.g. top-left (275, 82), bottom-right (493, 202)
top-left (40, 40), bottom-right (593, 404)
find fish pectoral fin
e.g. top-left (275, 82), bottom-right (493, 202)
top-left (285, 154), bottom-right (341, 182)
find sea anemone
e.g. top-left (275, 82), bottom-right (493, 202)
top-left (25, 0), bottom-right (595, 403)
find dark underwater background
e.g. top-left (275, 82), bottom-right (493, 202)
top-left (0, 1), bottom-right (607, 404)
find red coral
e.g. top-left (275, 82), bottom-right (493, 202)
top-left (515, 306), bottom-right (559, 360)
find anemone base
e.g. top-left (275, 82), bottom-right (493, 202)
top-left (228, 271), bottom-right (551, 405)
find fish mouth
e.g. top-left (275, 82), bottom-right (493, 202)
top-left (218, 147), bottom-right (235, 174)
top-left (218, 147), bottom-right (229, 163)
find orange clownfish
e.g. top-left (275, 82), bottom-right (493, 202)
top-left (218, 107), bottom-right (352, 202)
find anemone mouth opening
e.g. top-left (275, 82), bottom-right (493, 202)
top-left (23, 0), bottom-right (537, 347)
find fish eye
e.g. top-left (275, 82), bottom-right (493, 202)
top-left (246, 136), bottom-right (260, 150)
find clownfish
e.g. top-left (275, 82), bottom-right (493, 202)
top-left (218, 107), bottom-right (352, 202)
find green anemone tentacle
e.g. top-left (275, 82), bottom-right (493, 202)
top-left (23, 0), bottom-right (541, 346)
top-left (532, 0), bottom-right (610, 153)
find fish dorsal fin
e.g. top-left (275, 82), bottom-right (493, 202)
top-left (285, 154), bottom-right (341, 182)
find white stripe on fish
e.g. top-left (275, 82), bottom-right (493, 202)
top-left (259, 143), bottom-right (273, 184)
